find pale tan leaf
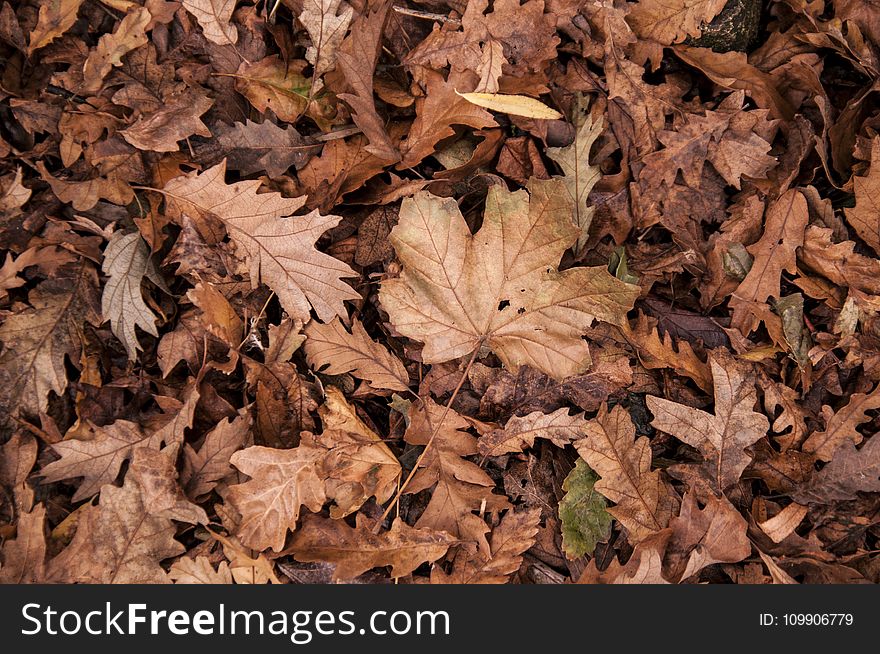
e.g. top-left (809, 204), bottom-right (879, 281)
top-left (299, 0), bottom-right (353, 81)
top-left (101, 231), bottom-right (160, 360)
top-left (304, 317), bottom-right (409, 391)
top-left (28, 0), bottom-right (85, 54)
top-left (162, 161), bottom-right (359, 322)
top-left (758, 502), bottom-right (808, 544)
top-left (380, 178), bottom-right (639, 381)
top-left (546, 111), bottom-right (603, 254)
top-left (456, 91), bottom-right (562, 119)
top-left (575, 404), bottom-right (679, 543)
top-left (182, 0), bottom-right (237, 45)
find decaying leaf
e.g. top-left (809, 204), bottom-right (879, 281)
top-left (289, 514), bottom-right (455, 581)
top-left (559, 459), bottom-right (612, 559)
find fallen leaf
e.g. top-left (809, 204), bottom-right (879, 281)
top-left (559, 459), bottom-right (612, 559)
top-left (575, 404), bottom-right (679, 543)
top-left (380, 178), bottom-right (639, 381)
top-left (647, 351), bottom-right (769, 495)
top-left (289, 514), bottom-right (455, 581)
top-left (304, 317), bottom-right (409, 391)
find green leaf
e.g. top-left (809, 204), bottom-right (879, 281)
top-left (559, 459), bottom-right (612, 559)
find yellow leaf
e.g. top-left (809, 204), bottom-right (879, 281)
top-left (455, 91), bottom-right (562, 120)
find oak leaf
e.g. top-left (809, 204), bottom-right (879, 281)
top-left (101, 231), bottom-right (163, 361)
top-left (575, 404), bottom-right (679, 543)
top-left (559, 460), bottom-right (612, 559)
top-left (161, 161), bottom-right (359, 322)
top-left (336, 0), bottom-right (398, 161)
top-left (47, 447), bottom-right (201, 583)
top-left (289, 514), bottom-right (455, 581)
top-left (663, 492), bottom-right (751, 581)
top-left (802, 383), bottom-right (880, 461)
top-left (182, 0), bottom-right (237, 46)
top-left (729, 189), bottom-right (808, 335)
top-left (0, 504), bottom-right (47, 583)
top-left (546, 111), bottom-right (603, 254)
top-left (82, 7), bottom-right (150, 94)
top-left (121, 87), bottom-right (213, 152)
top-left (234, 56), bottom-right (310, 122)
top-left (647, 352), bottom-right (769, 495)
top-left (28, 0), bottom-right (84, 54)
top-left (579, 531), bottom-right (672, 584)
top-left (380, 178), bottom-right (640, 381)
top-left (182, 410), bottom-right (252, 499)
top-left (478, 407), bottom-right (589, 457)
top-left (0, 261), bottom-right (100, 421)
top-left (430, 508), bottom-right (539, 584)
top-left (299, 0), bottom-right (353, 82)
top-left (845, 137), bottom-right (880, 255)
top-left (404, 398), bottom-right (510, 548)
top-left (793, 434), bottom-right (880, 504)
top-left (227, 443), bottom-right (327, 552)
top-left (169, 557), bottom-right (234, 584)
top-left (198, 120), bottom-right (320, 177)
top-left (398, 70), bottom-right (497, 169)
top-left (303, 317), bottom-right (409, 392)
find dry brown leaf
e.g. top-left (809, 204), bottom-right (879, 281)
top-left (0, 261), bottom-right (100, 421)
top-left (575, 404), bottom-right (679, 543)
top-left (101, 231), bottom-right (162, 360)
top-left (227, 443), bottom-right (327, 552)
top-left (162, 161), bottom-right (360, 322)
top-left (0, 504), bottom-right (47, 583)
top-left (430, 508), bottom-right (539, 584)
top-left (729, 189), bottom-right (808, 336)
top-left (802, 383), bottom-right (880, 461)
top-left (28, 0), bottom-right (84, 54)
top-left (845, 136), bottom-right (880, 255)
top-left (168, 556), bottom-right (234, 584)
top-left (182, 0), bottom-right (237, 46)
top-left (404, 398), bottom-right (510, 548)
top-left (47, 447), bottom-right (199, 583)
top-left (647, 351), bottom-right (769, 495)
top-left (380, 178), bottom-right (639, 381)
top-left (478, 407), bottom-right (588, 457)
top-left (289, 514), bottom-right (455, 581)
top-left (303, 317), bottom-right (409, 392)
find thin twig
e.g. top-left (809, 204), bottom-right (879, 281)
top-left (392, 6), bottom-right (461, 25)
top-left (373, 345), bottom-right (482, 533)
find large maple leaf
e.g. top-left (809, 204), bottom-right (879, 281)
top-left (380, 178), bottom-right (639, 381)
top-left (161, 161), bottom-right (360, 322)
